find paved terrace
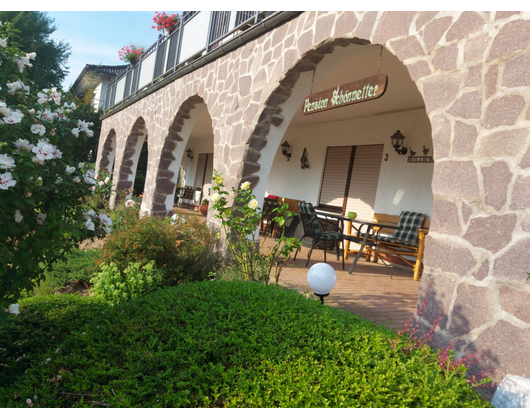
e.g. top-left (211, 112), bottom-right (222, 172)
top-left (177, 207), bottom-right (420, 331)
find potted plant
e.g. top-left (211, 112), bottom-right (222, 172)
top-left (152, 12), bottom-right (181, 36)
top-left (118, 45), bottom-right (144, 66)
top-left (199, 198), bottom-right (209, 216)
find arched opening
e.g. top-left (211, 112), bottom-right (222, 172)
top-left (98, 129), bottom-right (117, 173)
top-left (245, 39), bottom-right (433, 275)
top-left (115, 117), bottom-right (148, 202)
top-left (151, 96), bottom-right (214, 216)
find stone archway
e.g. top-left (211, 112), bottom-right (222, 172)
top-left (151, 95), bottom-right (206, 216)
top-left (115, 117), bottom-right (148, 201)
top-left (98, 129), bottom-right (117, 173)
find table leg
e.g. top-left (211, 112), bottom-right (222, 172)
top-left (348, 235), bottom-right (368, 275)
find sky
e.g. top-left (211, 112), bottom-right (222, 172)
top-left (47, 11), bottom-right (181, 90)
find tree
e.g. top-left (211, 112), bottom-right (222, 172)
top-left (0, 11), bottom-right (71, 90)
top-left (1, 21), bottom-right (109, 317)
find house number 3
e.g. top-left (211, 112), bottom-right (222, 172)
top-left (384, 154), bottom-right (388, 161)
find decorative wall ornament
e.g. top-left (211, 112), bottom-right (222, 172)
top-left (281, 141), bottom-right (291, 161)
top-left (408, 145), bottom-right (433, 163)
top-left (300, 148), bottom-right (309, 169)
top-left (186, 148), bottom-right (193, 161)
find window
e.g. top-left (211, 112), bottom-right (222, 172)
top-left (318, 144), bottom-right (384, 220)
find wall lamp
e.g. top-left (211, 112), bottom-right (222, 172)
top-left (186, 148), bottom-right (193, 161)
top-left (281, 141), bottom-right (291, 161)
top-left (391, 130), bottom-right (407, 155)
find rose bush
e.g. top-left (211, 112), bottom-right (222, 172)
top-left (0, 21), bottom-right (110, 316)
top-left (209, 170), bottom-right (301, 285)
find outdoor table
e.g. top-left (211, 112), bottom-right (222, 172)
top-left (316, 212), bottom-right (402, 277)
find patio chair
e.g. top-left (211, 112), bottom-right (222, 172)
top-left (362, 211), bottom-right (428, 281)
top-left (294, 202), bottom-right (348, 269)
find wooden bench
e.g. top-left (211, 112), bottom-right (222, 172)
top-left (344, 212), bottom-right (430, 281)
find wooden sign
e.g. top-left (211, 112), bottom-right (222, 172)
top-left (302, 73), bottom-right (388, 115)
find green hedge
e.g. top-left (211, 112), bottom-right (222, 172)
top-left (0, 281), bottom-right (491, 408)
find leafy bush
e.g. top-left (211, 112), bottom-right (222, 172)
top-left (91, 261), bottom-right (164, 304)
top-left (98, 213), bottom-right (219, 285)
top-left (0, 22), bottom-right (108, 313)
top-left (32, 248), bottom-right (101, 295)
top-left (0, 281), bottom-right (491, 408)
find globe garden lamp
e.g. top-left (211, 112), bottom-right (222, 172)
top-left (307, 263), bottom-right (337, 304)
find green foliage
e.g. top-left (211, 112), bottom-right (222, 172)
top-left (91, 261), bottom-right (164, 305)
top-left (0, 22), bottom-right (108, 313)
top-left (209, 170), bottom-right (301, 284)
top-left (0, 12), bottom-right (71, 90)
top-left (32, 248), bottom-right (101, 296)
top-left (98, 212), bottom-right (219, 285)
top-left (0, 281), bottom-right (491, 407)
top-left (107, 201), bottom-right (140, 233)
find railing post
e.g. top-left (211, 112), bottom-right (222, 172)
top-left (206, 11), bottom-right (216, 53)
top-left (152, 34), bottom-right (162, 83)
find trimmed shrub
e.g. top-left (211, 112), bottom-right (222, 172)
top-left (0, 281), bottom-right (491, 408)
top-left (32, 248), bottom-right (101, 296)
top-left (98, 214), bottom-right (218, 285)
top-left (91, 261), bottom-right (164, 304)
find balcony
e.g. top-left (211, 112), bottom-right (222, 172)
top-left (104, 11), bottom-right (295, 112)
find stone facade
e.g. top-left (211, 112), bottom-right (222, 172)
top-left (97, 11), bottom-right (530, 393)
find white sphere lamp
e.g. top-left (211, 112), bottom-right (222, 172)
top-left (307, 263), bottom-right (337, 304)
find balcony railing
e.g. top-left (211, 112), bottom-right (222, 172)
top-left (104, 11), bottom-right (275, 111)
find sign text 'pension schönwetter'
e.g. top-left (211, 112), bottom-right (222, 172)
top-left (302, 74), bottom-right (388, 115)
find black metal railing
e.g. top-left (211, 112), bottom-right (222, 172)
top-left (105, 11), bottom-right (273, 111)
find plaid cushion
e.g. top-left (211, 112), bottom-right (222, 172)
top-left (391, 211), bottom-right (426, 246)
top-left (298, 202), bottom-right (322, 237)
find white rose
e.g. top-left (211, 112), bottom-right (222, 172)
top-left (248, 199), bottom-right (258, 210)
top-left (210, 192), bottom-right (220, 204)
top-left (241, 181), bottom-right (251, 190)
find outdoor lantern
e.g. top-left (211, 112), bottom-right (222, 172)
top-left (186, 148), bottom-right (194, 161)
top-left (391, 130), bottom-right (408, 155)
top-left (281, 141), bottom-right (291, 161)
top-left (307, 263), bottom-right (337, 304)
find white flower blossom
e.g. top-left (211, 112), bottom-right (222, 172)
top-left (85, 129), bottom-right (94, 137)
top-left (31, 124), bottom-right (46, 136)
top-left (73, 177), bottom-right (81, 183)
top-left (36, 109), bottom-right (54, 122)
top-left (104, 176), bottom-right (110, 184)
top-left (8, 304), bottom-right (20, 315)
top-left (27, 52), bottom-right (36, 60)
top-left (14, 210), bottom-right (23, 223)
top-left (50, 87), bottom-right (61, 105)
top-left (78, 162), bottom-right (85, 169)
top-left (0, 154), bottom-right (15, 170)
top-left (248, 199), bottom-right (259, 210)
top-left (32, 141), bottom-right (55, 160)
top-left (13, 138), bottom-right (33, 151)
top-left (65, 165), bottom-right (75, 174)
top-left (85, 218), bottom-right (95, 231)
top-left (241, 181), bottom-right (251, 190)
top-left (86, 209), bottom-right (96, 218)
top-left (6, 80), bottom-right (29, 95)
top-left (103, 226), bottom-right (112, 234)
top-left (125, 199), bottom-right (135, 208)
top-left (0, 172), bottom-right (17, 189)
top-left (2, 109), bottom-right (23, 124)
top-left (99, 214), bottom-right (112, 226)
top-left (0, 38), bottom-right (6, 48)
top-left (37, 213), bottom-right (47, 225)
top-left (0, 100), bottom-right (10, 117)
top-left (210, 193), bottom-right (220, 204)
top-left (37, 91), bottom-right (51, 104)
top-left (55, 176), bottom-right (63, 184)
